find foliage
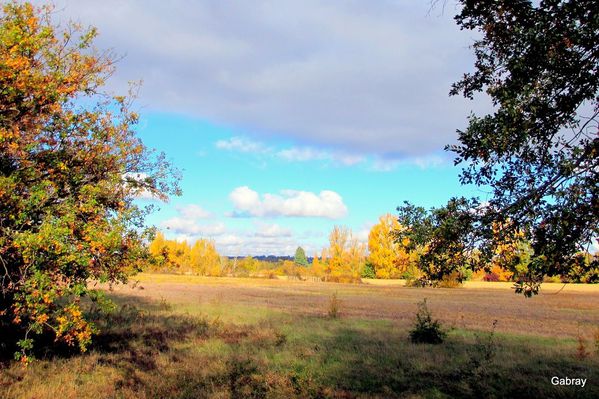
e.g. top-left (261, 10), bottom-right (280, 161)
top-left (449, 0), bottom-right (599, 284)
top-left (324, 225), bottom-right (366, 282)
top-left (0, 2), bottom-right (179, 361)
top-left (396, 198), bottom-right (486, 285)
top-left (409, 298), bottom-right (446, 344)
top-left (360, 262), bottom-right (376, 279)
top-left (148, 233), bottom-right (222, 276)
top-left (367, 213), bottom-right (414, 279)
top-left (293, 246), bottom-right (308, 267)
top-left (567, 252), bottom-right (599, 283)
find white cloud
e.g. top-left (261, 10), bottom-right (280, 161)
top-left (276, 147), bottom-right (328, 162)
top-left (214, 136), bottom-right (447, 170)
top-left (253, 222), bottom-right (293, 238)
top-left (45, 0), bottom-right (492, 158)
top-left (229, 186), bottom-right (347, 219)
top-left (276, 146), bottom-right (365, 166)
top-left (370, 154), bottom-right (447, 172)
top-left (160, 203), bottom-right (221, 236)
top-left (215, 136), bottom-right (269, 153)
top-left (176, 204), bottom-right (212, 219)
top-left (214, 233), bottom-right (318, 257)
top-left (161, 219), bottom-right (226, 236)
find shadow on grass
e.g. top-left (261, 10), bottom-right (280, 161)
top-left (296, 324), bottom-right (599, 399)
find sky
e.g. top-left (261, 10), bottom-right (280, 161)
top-left (41, 0), bottom-right (495, 256)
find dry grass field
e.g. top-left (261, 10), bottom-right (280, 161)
top-left (1, 274), bottom-right (598, 398)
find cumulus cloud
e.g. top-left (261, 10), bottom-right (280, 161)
top-left (171, 224), bottom-right (320, 256)
top-left (175, 204), bottom-right (212, 219)
top-left (162, 219), bottom-right (226, 236)
top-left (43, 0), bottom-right (491, 158)
top-left (229, 186), bottom-right (347, 219)
top-left (161, 203), bottom-right (223, 236)
top-left (253, 222), bottom-right (293, 238)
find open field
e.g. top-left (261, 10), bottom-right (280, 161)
top-left (1, 274), bottom-right (598, 398)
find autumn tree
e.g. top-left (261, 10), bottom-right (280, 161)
top-left (148, 233), bottom-right (222, 276)
top-left (309, 249), bottom-right (327, 279)
top-left (368, 214), bottom-right (413, 279)
top-left (326, 226), bottom-right (366, 282)
top-left (0, 3), bottom-right (179, 361)
top-left (190, 239), bottom-right (221, 276)
top-left (448, 0), bottom-right (598, 291)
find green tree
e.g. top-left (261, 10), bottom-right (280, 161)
top-left (0, 2), bottom-right (179, 361)
top-left (396, 198), bottom-right (485, 286)
top-left (448, 0), bottom-right (598, 290)
top-left (294, 246), bottom-right (309, 267)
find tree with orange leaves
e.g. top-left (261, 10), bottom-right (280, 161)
top-left (0, 2), bottom-right (179, 362)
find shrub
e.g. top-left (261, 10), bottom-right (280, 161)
top-left (327, 292), bottom-right (341, 319)
top-left (409, 298), bottom-right (446, 344)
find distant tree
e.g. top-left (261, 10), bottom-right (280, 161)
top-left (294, 246), bottom-right (309, 267)
top-left (368, 213), bottom-right (412, 279)
top-left (326, 226), bottom-right (366, 282)
top-left (448, 0), bottom-right (598, 290)
top-left (0, 3), bottom-right (179, 361)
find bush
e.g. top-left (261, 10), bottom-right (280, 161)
top-left (327, 292), bottom-right (341, 319)
top-left (409, 299), bottom-right (446, 344)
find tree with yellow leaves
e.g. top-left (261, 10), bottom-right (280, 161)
top-left (149, 233), bottom-right (221, 275)
top-left (190, 239), bottom-right (222, 276)
top-left (367, 214), bottom-right (413, 279)
top-left (326, 226), bottom-right (366, 282)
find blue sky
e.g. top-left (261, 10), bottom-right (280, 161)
top-left (136, 112), bottom-right (485, 255)
top-left (43, 0), bottom-right (494, 255)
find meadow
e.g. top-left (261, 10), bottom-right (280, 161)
top-left (1, 274), bottom-right (597, 398)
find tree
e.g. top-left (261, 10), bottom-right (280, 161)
top-left (294, 246), bottom-right (308, 266)
top-left (326, 226), bottom-right (366, 282)
top-left (448, 0), bottom-right (598, 288)
top-left (396, 198), bottom-right (485, 285)
top-left (368, 213), bottom-right (412, 279)
top-left (0, 3), bottom-right (179, 361)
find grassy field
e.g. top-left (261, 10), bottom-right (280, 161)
top-left (1, 274), bottom-right (598, 398)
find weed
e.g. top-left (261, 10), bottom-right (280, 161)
top-left (327, 292), bottom-right (341, 319)
top-left (274, 331), bottom-right (287, 347)
top-left (456, 320), bottom-right (499, 398)
top-left (158, 296), bottom-right (172, 311)
top-left (409, 298), bottom-right (446, 344)
top-left (576, 333), bottom-right (590, 360)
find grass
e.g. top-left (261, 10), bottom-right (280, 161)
top-left (1, 274), bottom-right (598, 398)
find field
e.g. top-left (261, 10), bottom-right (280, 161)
top-left (1, 274), bottom-right (598, 398)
